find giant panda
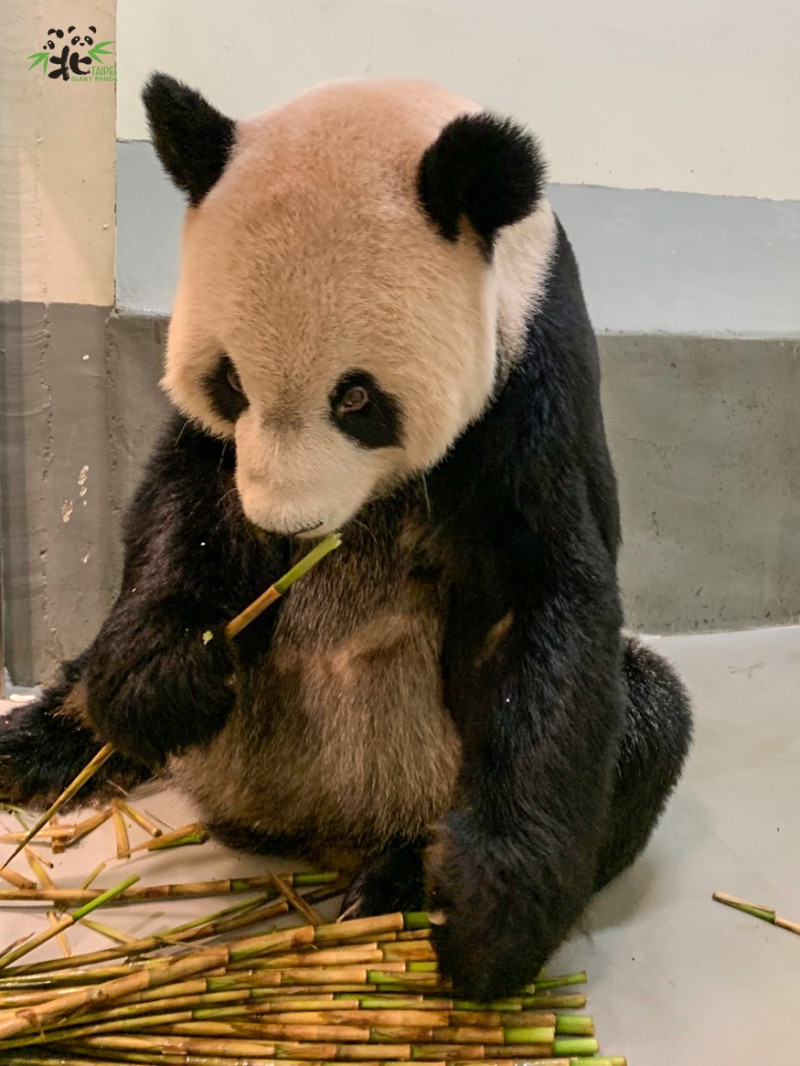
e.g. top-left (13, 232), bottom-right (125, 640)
top-left (0, 74), bottom-right (692, 1000)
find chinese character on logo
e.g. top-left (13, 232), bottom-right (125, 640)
top-left (28, 26), bottom-right (114, 80)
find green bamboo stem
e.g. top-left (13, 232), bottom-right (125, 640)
top-left (213, 532), bottom-right (343, 642)
top-left (0, 876), bottom-right (140, 970)
top-left (531, 972), bottom-right (587, 991)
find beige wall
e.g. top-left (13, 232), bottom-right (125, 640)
top-left (0, 0), bottom-right (116, 304)
top-left (117, 0), bottom-right (799, 201)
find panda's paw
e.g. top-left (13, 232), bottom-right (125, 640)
top-left (425, 813), bottom-right (555, 1001)
top-left (339, 842), bottom-right (427, 920)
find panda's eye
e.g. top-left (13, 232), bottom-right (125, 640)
top-left (71, 35), bottom-right (80, 45)
top-left (203, 355), bottom-right (249, 423)
top-left (338, 385), bottom-right (370, 414)
top-left (329, 370), bottom-right (403, 449)
top-left (226, 365), bottom-right (244, 394)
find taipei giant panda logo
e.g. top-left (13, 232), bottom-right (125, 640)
top-left (28, 25), bottom-right (115, 81)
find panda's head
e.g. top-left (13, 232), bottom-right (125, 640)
top-left (144, 75), bottom-right (555, 537)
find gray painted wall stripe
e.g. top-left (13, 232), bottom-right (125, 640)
top-left (116, 140), bottom-right (800, 336)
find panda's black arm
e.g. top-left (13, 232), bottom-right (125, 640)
top-left (431, 476), bottom-right (623, 999)
top-left (427, 227), bottom-right (624, 998)
top-left (82, 417), bottom-right (288, 766)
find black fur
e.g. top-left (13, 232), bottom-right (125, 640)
top-left (81, 422), bottom-right (291, 767)
top-left (418, 113), bottom-right (546, 247)
top-left (329, 370), bottom-right (404, 449)
top-left (0, 224), bottom-right (691, 1000)
top-left (203, 355), bottom-right (250, 423)
top-left (142, 73), bottom-right (235, 206)
top-left (0, 654), bottom-right (150, 808)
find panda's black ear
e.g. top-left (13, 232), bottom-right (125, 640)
top-left (417, 113), bottom-right (546, 247)
top-left (142, 73), bottom-right (235, 206)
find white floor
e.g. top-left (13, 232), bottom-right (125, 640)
top-left (2, 626), bottom-right (799, 1064)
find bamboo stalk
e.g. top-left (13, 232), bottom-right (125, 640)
top-left (0, 828), bottom-right (76, 843)
top-left (218, 532), bottom-right (343, 641)
top-left (0, 871), bottom-right (339, 909)
top-left (81, 920), bottom-right (138, 945)
top-left (271, 873), bottom-right (325, 926)
top-left (0, 916), bottom-right (421, 1040)
top-left (3, 879), bottom-right (342, 979)
top-left (117, 802), bottom-right (162, 838)
top-left (713, 890), bottom-right (800, 936)
top-left (81, 863), bottom-right (107, 890)
top-left (67, 808), bottom-right (114, 849)
top-left (129, 822), bottom-right (208, 853)
top-left (26, 849), bottom-right (55, 889)
top-left (0, 869), bottom-right (36, 890)
top-left (0, 744), bottom-right (115, 871)
top-left (47, 912), bottom-right (72, 958)
top-left (0, 876), bottom-right (140, 970)
top-left (111, 802), bottom-right (131, 860)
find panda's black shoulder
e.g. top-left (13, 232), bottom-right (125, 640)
top-left (122, 415), bottom-right (235, 540)
top-left (432, 216), bottom-right (620, 558)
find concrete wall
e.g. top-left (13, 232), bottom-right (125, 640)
top-left (1, 0), bottom-right (116, 685)
top-left (116, 0), bottom-right (800, 200)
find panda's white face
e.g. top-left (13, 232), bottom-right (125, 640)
top-left (160, 79), bottom-right (556, 537)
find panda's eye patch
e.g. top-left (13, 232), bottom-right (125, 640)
top-left (203, 355), bottom-right (249, 423)
top-left (329, 370), bottom-right (403, 449)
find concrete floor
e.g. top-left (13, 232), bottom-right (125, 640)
top-left (1, 625), bottom-right (798, 1064)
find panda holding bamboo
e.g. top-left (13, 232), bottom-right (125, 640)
top-left (0, 75), bottom-right (692, 999)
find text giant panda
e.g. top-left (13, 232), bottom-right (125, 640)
top-left (0, 75), bottom-right (692, 1000)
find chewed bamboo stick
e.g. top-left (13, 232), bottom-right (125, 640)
top-left (713, 891), bottom-right (800, 936)
top-left (117, 803), bottom-right (162, 838)
top-left (111, 803), bottom-right (131, 860)
top-left (271, 873), bottom-right (325, 926)
top-left (1, 828), bottom-right (77, 842)
top-left (47, 912), bottom-right (72, 958)
top-left (0, 744), bottom-right (115, 871)
top-left (67, 808), bottom-right (113, 849)
top-left (81, 862), bottom-right (107, 890)
top-left (129, 822), bottom-right (208, 854)
top-left (0, 869), bottom-right (36, 890)
top-left (26, 849), bottom-right (55, 889)
top-left (81, 920), bottom-right (138, 945)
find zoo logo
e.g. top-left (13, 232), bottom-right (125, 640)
top-left (27, 25), bottom-right (116, 82)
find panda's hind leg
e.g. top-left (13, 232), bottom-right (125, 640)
top-left (340, 840), bottom-right (427, 919)
top-left (0, 654), bottom-right (151, 809)
top-left (594, 636), bottom-right (693, 890)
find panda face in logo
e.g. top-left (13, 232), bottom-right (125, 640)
top-left (152, 78), bottom-right (553, 537)
top-left (68, 25), bottom-right (96, 52)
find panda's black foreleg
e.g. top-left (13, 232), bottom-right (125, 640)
top-left (422, 475), bottom-right (628, 1001)
top-left (340, 840), bottom-right (428, 919)
top-left (79, 419), bottom-right (288, 768)
top-left (0, 652), bottom-right (151, 808)
top-left (593, 637), bottom-right (693, 890)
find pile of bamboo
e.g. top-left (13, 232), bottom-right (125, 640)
top-left (0, 903), bottom-right (625, 1065)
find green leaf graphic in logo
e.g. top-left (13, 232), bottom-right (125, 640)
top-left (88, 41), bottom-right (115, 63)
top-left (27, 51), bottom-right (50, 74)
